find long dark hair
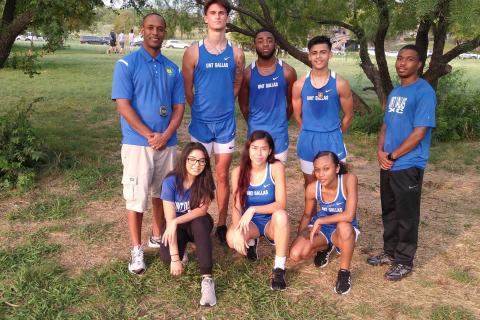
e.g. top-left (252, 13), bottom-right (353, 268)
top-left (235, 130), bottom-right (277, 209)
top-left (313, 151), bottom-right (348, 175)
top-left (168, 142), bottom-right (215, 209)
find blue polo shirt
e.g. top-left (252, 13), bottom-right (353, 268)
top-left (111, 47), bottom-right (185, 147)
top-left (384, 78), bottom-right (436, 171)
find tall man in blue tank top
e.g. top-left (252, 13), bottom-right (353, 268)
top-left (292, 36), bottom-right (354, 187)
top-left (368, 45), bottom-right (436, 281)
top-left (111, 13), bottom-right (185, 274)
top-left (182, 0), bottom-right (245, 245)
top-left (238, 29), bottom-right (297, 163)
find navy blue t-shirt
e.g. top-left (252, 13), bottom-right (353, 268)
top-left (384, 78), bottom-right (436, 170)
top-left (160, 175), bottom-right (191, 217)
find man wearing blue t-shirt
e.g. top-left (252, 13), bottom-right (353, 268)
top-left (367, 45), bottom-right (436, 281)
top-left (111, 13), bottom-right (185, 274)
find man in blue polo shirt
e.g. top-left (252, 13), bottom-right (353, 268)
top-left (367, 45), bottom-right (436, 281)
top-left (111, 13), bottom-right (185, 274)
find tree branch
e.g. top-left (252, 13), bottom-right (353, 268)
top-left (258, 0), bottom-right (274, 25)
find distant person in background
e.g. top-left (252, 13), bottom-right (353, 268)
top-left (129, 29), bottom-right (135, 52)
top-left (108, 30), bottom-right (117, 54)
top-left (118, 31), bottom-right (125, 54)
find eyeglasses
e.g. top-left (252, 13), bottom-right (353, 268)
top-left (187, 157), bottom-right (207, 166)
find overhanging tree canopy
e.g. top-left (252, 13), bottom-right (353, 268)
top-left (0, 0), bottom-right (103, 68)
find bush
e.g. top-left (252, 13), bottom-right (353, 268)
top-left (5, 46), bottom-right (42, 78)
top-left (434, 71), bottom-right (480, 142)
top-left (350, 103), bottom-right (384, 135)
top-left (0, 99), bottom-right (44, 190)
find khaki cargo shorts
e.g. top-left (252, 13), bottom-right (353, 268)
top-left (121, 144), bottom-right (176, 213)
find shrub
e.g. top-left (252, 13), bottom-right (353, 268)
top-left (434, 71), bottom-right (480, 142)
top-left (350, 103), bottom-right (384, 135)
top-left (0, 98), bottom-right (44, 190)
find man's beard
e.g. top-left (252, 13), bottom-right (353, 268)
top-left (256, 48), bottom-right (276, 60)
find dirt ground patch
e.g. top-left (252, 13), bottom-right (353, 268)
top-left (1, 142), bottom-right (479, 318)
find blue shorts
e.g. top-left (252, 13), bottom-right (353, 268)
top-left (308, 219), bottom-right (360, 253)
top-left (251, 213), bottom-right (274, 244)
top-left (296, 129), bottom-right (347, 162)
top-left (189, 117), bottom-right (236, 144)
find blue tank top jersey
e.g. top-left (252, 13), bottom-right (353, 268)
top-left (248, 60), bottom-right (288, 136)
top-left (244, 163), bottom-right (276, 212)
top-left (192, 40), bottom-right (236, 122)
top-left (313, 175), bottom-right (358, 229)
top-left (301, 70), bottom-right (341, 132)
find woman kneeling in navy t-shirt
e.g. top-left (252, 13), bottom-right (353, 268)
top-left (160, 142), bottom-right (216, 306)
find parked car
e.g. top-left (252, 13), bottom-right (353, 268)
top-left (459, 53), bottom-right (479, 59)
top-left (15, 35), bottom-right (27, 41)
top-left (164, 39), bottom-right (190, 49)
top-left (132, 36), bottom-right (143, 47)
top-left (80, 35), bottom-right (109, 45)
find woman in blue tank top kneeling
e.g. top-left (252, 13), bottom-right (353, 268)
top-left (227, 130), bottom-right (290, 291)
top-left (289, 151), bottom-right (360, 295)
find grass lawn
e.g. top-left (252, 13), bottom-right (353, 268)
top-left (0, 42), bottom-right (479, 319)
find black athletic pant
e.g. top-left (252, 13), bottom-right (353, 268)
top-left (160, 214), bottom-right (214, 275)
top-left (380, 167), bottom-right (424, 267)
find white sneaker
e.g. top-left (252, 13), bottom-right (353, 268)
top-left (128, 246), bottom-right (145, 274)
top-left (147, 235), bottom-right (162, 248)
top-left (199, 276), bottom-right (216, 307)
top-left (182, 252), bottom-right (189, 266)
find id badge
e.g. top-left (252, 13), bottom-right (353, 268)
top-left (159, 105), bottom-right (168, 117)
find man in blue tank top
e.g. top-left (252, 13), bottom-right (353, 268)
top-left (182, 0), bottom-right (245, 245)
top-left (238, 29), bottom-right (297, 163)
top-left (111, 13), bottom-right (185, 274)
top-left (292, 36), bottom-right (354, 188)
top-left (368, 45), bottom-right (436, 281)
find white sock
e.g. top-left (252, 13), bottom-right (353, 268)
top-left (247, 239), bottom-right (256, 246)
top-left (274, 256), bottom-right (286, 270)
top-left (151, 235), bottom-right (161, 241)
top-left (133, 245), bottom-right (142, 252)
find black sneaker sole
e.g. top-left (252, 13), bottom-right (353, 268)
top-left (333, 285), bottom-right (351, 295)
top-left (270, 285), bottom-right (287, 291)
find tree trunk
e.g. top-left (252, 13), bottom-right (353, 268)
top-left (372, 0), bottom-right (393, 108)
top-left (0, 9), bottom-right (34, 68)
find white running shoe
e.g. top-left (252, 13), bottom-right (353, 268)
top-left (147, 235), bottom-right (162, 248)
top-left (182, 252), bottom-right (189, 266)
top-left (128, 246), bottom-right (145, 274)
top-left (199, 276), bottom-right (216, 307)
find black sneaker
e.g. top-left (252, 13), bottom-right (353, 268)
top-left (216, 225), bottom-right (227, 246)
top-left (313, 243), bottom-right (334, 268)
top-left (384, 263), bottom-right (412, 281)
top-left (246, 238), bottom-right (258, 261)
top-left (271, 268), bottom-right (287, 291)
top-left (334, 269), bottom-right (352, 294)
top-left (367, 252), bottom-right (394, 266)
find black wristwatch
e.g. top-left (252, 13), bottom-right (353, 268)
top-left (387, 153), bottom-right (396, 161)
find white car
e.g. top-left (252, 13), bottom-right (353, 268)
top-left (164, 39), bottom-right (190, 49)
top-left (459, 53), bottom-right (479, 59)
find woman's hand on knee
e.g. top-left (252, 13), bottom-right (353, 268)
top-left (232, 231), bottom-right (248, 255)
